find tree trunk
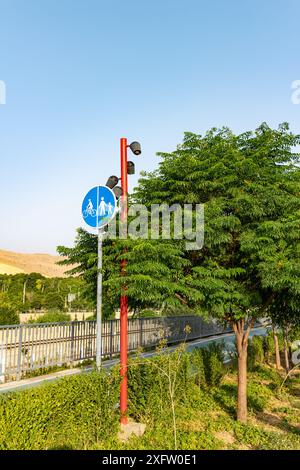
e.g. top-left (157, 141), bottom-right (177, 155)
top-left (283, 332), bottom-right (290, 373)
top-left (232, 318), bottom-right (254, 424)
top-left (236, 330), bottom-right (248, 423)
top-left (22, 279), bottom-right (28, 305)
top-left (272, 326), bottom-right (281, 370)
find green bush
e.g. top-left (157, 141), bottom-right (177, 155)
top-left (139, 309), bottom-right (159, 317)
top-left (0, 344), bottom-right (298, 450)
top-left (0, 369), bottom-right (119, 450)
top-left (247, 380), bottom-right (273, 412)
top-left (248, 336), bottom-right (265, 370)
top-left (263, 332), bottom-right (275, 362)
top-left (127, 343), bottom-right (226, 424)
top-left (188, 349), bottom-right (206, 388)
top-left (0, 305), bottom-right (19, 325)
top-left (201, 342), bottom-right (226, 387)
top-left (28, 311), bottom-right (71, 324)
top-left (127, 350), bottom-right (188, 420)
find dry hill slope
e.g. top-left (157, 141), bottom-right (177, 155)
top-left (0, 249), bottom-right (71, 277)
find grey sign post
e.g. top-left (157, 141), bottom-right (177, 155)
top-left (81, 185), bottom-right (117, 370)
top-left (96, 227), bottom-right (104, 369)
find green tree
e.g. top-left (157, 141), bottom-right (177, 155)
top-left (268, 294), bottom-right (300, 372)
top-left (57, 123), bottom-right (300, 423)
top-left (0, 273), bottom-right (91, 318)
top-left (58, 229), bottom-right (195, 317)
top-left (42, 292), bottom-right (65, 311)
top-left (58, 229), bottom-right (98, 304)
top-left (133, 123), bottom-right (300, 422)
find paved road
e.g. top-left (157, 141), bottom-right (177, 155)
top-left (0, 326), bottom-right (267, 395)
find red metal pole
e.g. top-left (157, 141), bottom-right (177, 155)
top-left (120, 137), bottom-right (128, 425)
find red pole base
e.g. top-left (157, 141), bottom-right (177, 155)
top-left (120, 291), bottom-right (128, 424)
top-left (120, 414), bottom-right (128, 425)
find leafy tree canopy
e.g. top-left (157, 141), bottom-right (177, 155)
top-left (58, 123), bottom-right (300, 325)
top-left (134, 123), bottom-right (300, 324)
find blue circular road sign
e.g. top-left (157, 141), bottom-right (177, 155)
top-left (82, 185), bottom-right (117, 229)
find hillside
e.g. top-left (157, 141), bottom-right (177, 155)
top-left (0, 249), bottom-right (71, 278)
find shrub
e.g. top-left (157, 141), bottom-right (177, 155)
top-left (263, 332), bottom-right (275, 362)
top-left (188, 349), bottom-right (206, 388)
top-left (0, 305), bottom-right (19, 325)
top-left (207, 353), bottom-right (225, 386)
top-left (139, 309), bottom-right (159, 317)
top-left (127, 343), bottom-right (226, 423)
top-left (28, 311), bottom-right (71, 324)
top-left (247, 380), bottom-right (273, 412)
top-left (248, 336), bottom-right (265, 370)
top-left (0, 369), bottom-right (120, 450)
top-left (128, 357), bottom-right (160, 419)
top-left (201, 342), bottom-right (226, 387)
top-left (128, 349), bottom-right (188, 420)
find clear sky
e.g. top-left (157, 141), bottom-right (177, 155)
top-left (0, 0), bottom-right (299, 254)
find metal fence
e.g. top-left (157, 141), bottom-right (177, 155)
top-left (0, 316), bottom-right (231, 383)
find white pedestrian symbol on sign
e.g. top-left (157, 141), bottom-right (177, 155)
top-left (107, 202), bottom-right (113, 215)
top-left (82, 185), bottom-right (117, 229)
top-left (98, 197), bottom-right (106, 216)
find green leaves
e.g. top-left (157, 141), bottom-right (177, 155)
top-left (0, 370), bottom-right (120, 450)
top-left (0, 271), bottom-right (91, 316)
top-left (58, 123), bottom-right (300, 325)
top-left (0, 305), bottom-right (19, 325)
top-left (133, 123), bottom-right (300, 324)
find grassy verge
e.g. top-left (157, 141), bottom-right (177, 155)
top-left (97, 366), bottom-right (300, 450)
top-left (0, 344), bottom-right (299, 450)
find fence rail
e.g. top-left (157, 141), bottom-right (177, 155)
top-left (0, 316), bottom-right (231, 383)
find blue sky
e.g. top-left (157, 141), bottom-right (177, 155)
top-left (0, 0), bottom-right (299, 254)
